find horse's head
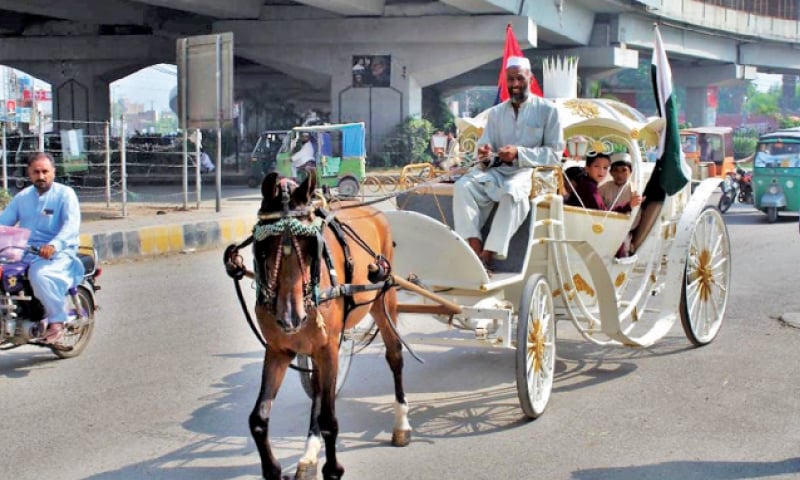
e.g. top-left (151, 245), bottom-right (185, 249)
top-left (253, 171), bottom-right (321, 333)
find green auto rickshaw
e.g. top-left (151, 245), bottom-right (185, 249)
top-left (248, 130), bottom-right (289, 188)
top-left (753, 129), bottom-right (800, 223)
top-left (275, 123), bottom-right (366, 197)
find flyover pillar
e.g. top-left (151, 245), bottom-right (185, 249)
top-left (673, 63), bottom-right (756, 127)
top-left (0, 35), bottom-right (173, 128)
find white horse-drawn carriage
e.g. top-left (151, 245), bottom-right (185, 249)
top-left (362, 95), bottom-right (732, 418)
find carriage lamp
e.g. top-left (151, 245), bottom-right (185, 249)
top-left (431, 131), bottom-right (449, 158)
top-left (567, 135), bottom-right (589, 160)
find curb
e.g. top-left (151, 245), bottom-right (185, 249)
top-left (79, 216), bottom-right (255, 262)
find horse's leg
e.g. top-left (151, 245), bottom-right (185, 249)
top-left (249, 349), bottom-right (292, 480)
top-left (371, 287), bottom-right (411, 447)
top-left (295, 371), bottom-right (323, 480)
top-left (318, 344), bottom-right (345, 480)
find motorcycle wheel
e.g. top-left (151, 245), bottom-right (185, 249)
top-left (52, 286), bottom-right (95, 359)
top-left (717, 191), bottom-right (734, 213)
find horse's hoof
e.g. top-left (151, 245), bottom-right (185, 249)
top-left (322, 462), bottom-right (344, 480)
top-left (391, 429), bottom-right (412, 447)
top-left (295, 459), bottom-right (318, 480)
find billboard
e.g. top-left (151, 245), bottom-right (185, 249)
top-left (352, 55), bottom-right (391, 88)
top-left (176, 33), bottom-right (234, 129)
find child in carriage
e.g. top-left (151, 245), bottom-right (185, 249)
top-left (566, 152), bottom-right (642, 213)
top-left (567, 152), bottom-right (642, 257)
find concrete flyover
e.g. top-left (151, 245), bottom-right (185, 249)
top-left (0, 1), bottom-right (798, 136)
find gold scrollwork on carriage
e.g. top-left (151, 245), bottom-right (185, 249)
top-left (564, 99), bottom-right (600, 118)
top-left (530, 166), bottom-right (562, 198)
top-left (457, 126), bottom-right (482, 156)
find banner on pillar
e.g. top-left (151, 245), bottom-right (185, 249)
top-left (352, 55), bottom-right (391, 88)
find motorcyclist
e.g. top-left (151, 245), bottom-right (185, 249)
top-left (0, 152), bottom-right (84, 343)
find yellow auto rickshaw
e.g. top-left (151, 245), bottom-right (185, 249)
top-left (680, 126), bottom-right (736, 180)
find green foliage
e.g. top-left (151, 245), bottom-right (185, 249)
top-left (733, 135), bottom-right (757, 159)
top-left (375, 117), bottom-right (436, 168)
top-left (744, 87), bottom-right (780, 116)
top-left (0, 188), bottom-right (10, 209)
top-left (778, 115), bottom-right (800, 129)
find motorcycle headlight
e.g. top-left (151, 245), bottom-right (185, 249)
top-left (768, 185), bottom-right (780, 195)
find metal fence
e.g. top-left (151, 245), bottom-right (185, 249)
top-left (0, 117), bottom-right (238, 217)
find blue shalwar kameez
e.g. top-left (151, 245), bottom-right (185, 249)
top-left (0, 183), bottom-right (84, 323)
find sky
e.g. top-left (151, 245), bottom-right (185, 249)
top-left (110, 64), bottom-right (177, 112)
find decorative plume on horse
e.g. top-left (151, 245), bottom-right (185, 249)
top-left (224, 171), bottom-right (412, 480)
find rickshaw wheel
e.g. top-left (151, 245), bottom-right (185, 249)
top-left (766, 207), bottom-right (778, 223)
top-left (296, 337), bottom-right (354, 399)
top-left (337, 177), bottom-right (360, 197)
top-left (680, 206), bottom-right (731, 346)
top-left (515, 274), bottom-right (556, 419)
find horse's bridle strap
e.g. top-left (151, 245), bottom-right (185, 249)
top-left (318, 279), bottom-right (393, 303)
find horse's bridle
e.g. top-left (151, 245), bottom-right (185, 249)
top-left (253, 179), bottom-right (325, 316)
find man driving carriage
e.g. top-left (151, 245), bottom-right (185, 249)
top-left (453, 56), bottom-right (563, 269)
top-left (0, 152), bottom-right (84, 344)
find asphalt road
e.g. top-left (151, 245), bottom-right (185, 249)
top-left (1, 202), bottom-right (799, 480)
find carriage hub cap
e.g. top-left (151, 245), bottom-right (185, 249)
top-left (528, 319), bottom-right (546, 373)
top-left (695, 249), bottom-right (713, 302)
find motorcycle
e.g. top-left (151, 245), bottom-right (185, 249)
top-left (736, 167), bottom-right (754, 204)
top-left (717, 171), bottom-right (738, 213)
top-left (0, 245), bottom-right (101, 359)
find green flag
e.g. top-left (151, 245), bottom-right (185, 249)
top-left (651, 25), bottom-right (690, 196)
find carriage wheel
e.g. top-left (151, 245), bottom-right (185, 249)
top-left (680, 206), bottom-right (731, 346)
top-left (515, 274), bottom-right (556, 419)
top-left (297, 337), bottom-right (354, 399)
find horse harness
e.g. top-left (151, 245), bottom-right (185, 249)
top-left (224, 183), bottom-right (393, 349)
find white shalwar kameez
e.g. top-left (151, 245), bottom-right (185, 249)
top-left (454, 95), bottom-right (563, 259)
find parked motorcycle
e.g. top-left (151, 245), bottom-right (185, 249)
top-left (0, 245), bottom-right (101, 359)
top-left (736, 167), bottom-right (754, 204)
top-left (718, 167), bottom-right (753, 213)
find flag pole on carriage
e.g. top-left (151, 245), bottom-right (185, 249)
top-left (495, 23), bottom-right (542, 104)
top-left (651, 24), bottom-right (690, 196)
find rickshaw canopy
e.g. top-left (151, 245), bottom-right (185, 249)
top-left (291, 122), bottom-right (366, 158)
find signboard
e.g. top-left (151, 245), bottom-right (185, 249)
top-left (176, 32), bottom-right (234, 129)
top-left (5, 100), bottom-right (16, 115)
top-left (17, 107), bottom-right (31, 123)
top-left (352, 55), bottom-right (391, 88)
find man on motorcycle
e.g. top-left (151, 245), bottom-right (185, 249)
top-left (0, 152), bottom-right (84, 343)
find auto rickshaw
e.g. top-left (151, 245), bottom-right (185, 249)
top-left (680, 126), bottom-right (736, 180)
top-left (752, 129), bottom-right (800, 222)
top-left (275, 122), bottom-right (366, 197)
top-left (247, 130), bottom-right (288, 188)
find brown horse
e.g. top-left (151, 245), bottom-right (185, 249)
top-left (247, 172), bottom-right (410, 480)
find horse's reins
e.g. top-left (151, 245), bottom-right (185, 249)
top-left (224, 188), bottom-right (425, 370)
